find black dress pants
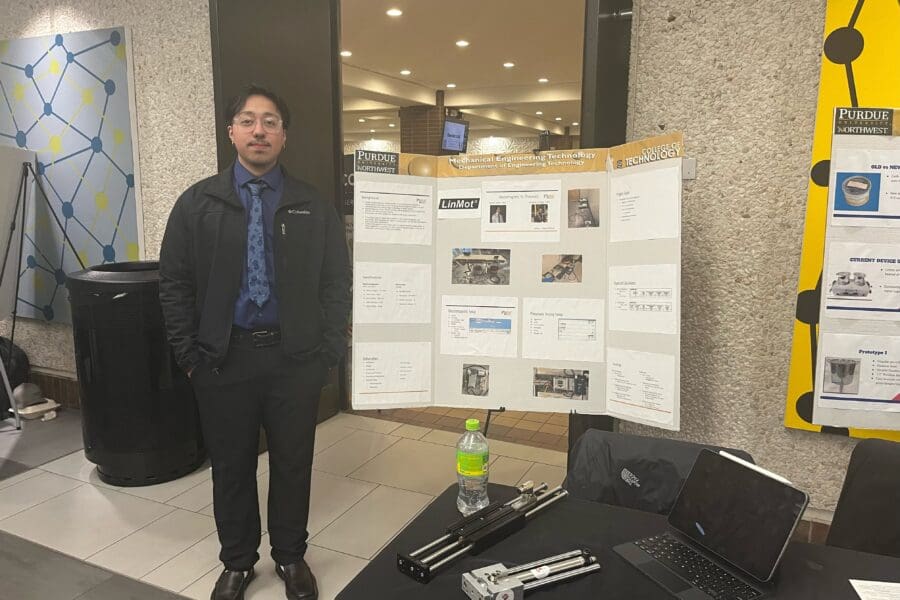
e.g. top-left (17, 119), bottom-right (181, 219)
top-left (191, 338), bottom-right (326, 570)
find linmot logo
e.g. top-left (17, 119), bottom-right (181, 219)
top-left (439, 198), bottom-right (479, 210)
top-left (620, 468), bottom-right (641, 488)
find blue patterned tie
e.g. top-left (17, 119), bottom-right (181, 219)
top-left (245, 181), bottom-right (270, 307)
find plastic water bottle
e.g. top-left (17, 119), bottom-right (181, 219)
top-left (457, 418), bottom-right (490, 515)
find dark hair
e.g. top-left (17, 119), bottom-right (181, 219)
top-left (224, 84), bottom-right (291, 130)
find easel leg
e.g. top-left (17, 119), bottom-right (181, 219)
top-left (0, 358), bottom-right (19, 430)
top-left (0, 165), bottom-right (28, 430)
top-left (483, 406), bottom-right (505, 437)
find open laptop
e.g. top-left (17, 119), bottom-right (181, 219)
top-left (614, 449), bottom-right (809, 600)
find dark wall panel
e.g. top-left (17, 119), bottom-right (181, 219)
top-left (581, 0), bottom-right (632, 148)
top-left (209, 0), bottom-right (343, 207)
top-left (209, 0), bottom-right (345, 419)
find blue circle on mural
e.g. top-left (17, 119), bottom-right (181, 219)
top-left (126, 174), bottom-right (135, 188)
top-left (54, 269), bottom-right (66, 285)
top-left (55, 34), bottom-right (64, 46)
top-left (36, 162), bottom-right (45, 175)
top-left (42, 305), bottom-right (54, 320)
top-left (834, 172), bottom-right (882, 212)
top-left (103, 245), bottom-right (116, 262)
top-left (104, 79), bottom-right (116, 95)
top-left (26, 255), bottom-right (36, 268)
top-left (110, 30), bottom-right (121, 46)
top-left (66, 51), bottom-right (75, 63)
top-left (24, 64), bottom-right (33, 78)
top-left (43, 102), bottom-right (52, 116)
top-left (61, 202), bottom-right (74, 219)
top-left (15, 131), bottom-right (26, 147)
top-left (91, 136), bottom-right (103, 153)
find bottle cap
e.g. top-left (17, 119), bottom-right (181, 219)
top-left (465, 418), bottom-right (480, 431)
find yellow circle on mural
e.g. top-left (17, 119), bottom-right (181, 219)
top-left (78, 250), bottom-right (89, 267)
top-left (49, 135), bottom-right (62, 154)
top-left (116, 44), bottom-right (126, 60)
top-left (407, 156), bottom-right (434, 177)
top-left (13, 83), bottom-right (25, 101)
top-left (95, 191), bottom-right (109, 210)
top-left (126, 242), bottom-right (139, 261)
top-left (113, 129), bottom-right (125, 145)
top-left (82, 89), bottom-right (94, 105)
top-left (49, 59), bottom-right (60, 75)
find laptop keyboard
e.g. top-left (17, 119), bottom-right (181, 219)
top-left (635, 533), bottom-right (763, 600)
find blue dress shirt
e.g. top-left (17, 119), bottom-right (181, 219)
top-left (232, 161), bottom-right (282, 329)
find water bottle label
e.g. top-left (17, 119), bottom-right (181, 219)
top-left (456, 451), bottom-right (488, 477)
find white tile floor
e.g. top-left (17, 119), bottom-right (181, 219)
top-left (0, 412), bottom-right (567, 599)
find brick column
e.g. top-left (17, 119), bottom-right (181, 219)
top-left (399, 90), bottom-right (446, 155)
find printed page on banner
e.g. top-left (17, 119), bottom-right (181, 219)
top-left (481, 179), bottom-right (561, 242)
top-left (829, 108), bottom-right (900, 228)
top-left (438, 188), bottom-right (481, 219)
top-left (606, 348), bottom-right (676, 427)
top-left (609, 159), bottom-right (682, 242)
top-left (440, 295), bottom-right (518, 357)
top-left (824, 242), bottom-right (900, 320)
top-left (521, 297), bottom-right (604, 362)
top-left (355, 179), bottom-right (433, 244)
top-left (352, 342), bottom-right (431, 407)
top-left (816, 333), bottom-right (900, 412)
top-left (353, 262), bottom-right (432, 324)
top-left (608, 264), bottom-right (678, 334)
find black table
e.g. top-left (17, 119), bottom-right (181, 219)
top-left (338, 484), bottom-right (900, 599)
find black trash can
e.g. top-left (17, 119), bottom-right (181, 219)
top-left (66, 261), bottom-right (205, 486)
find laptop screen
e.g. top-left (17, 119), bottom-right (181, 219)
top-left (667, 449), bottom-right (808, 582)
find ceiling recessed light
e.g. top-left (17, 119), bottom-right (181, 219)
top-left (446, 83), bottom-right (457, 88)
top-left (572, 122), bottom-right (579, 126)
top-left (340, 50), bottom-right (352, 57)
top-left (386, 8), bottom-right (403, 16)
top-left (503, 62), bottom-right (515, 68)
top-left (455, 40), bottom-right (469, 47)
top-left (358, 118), bottom-right (366, 123)
top-left (538, 77), bottom-right (549, 83)
top-left (388, 123), bottom-right (396, 128)
top-left (554, 117), bottom-right (562, 121)
top-left (400, 69), bottom-right (411, 75)
top-left (535, 111), bottom-right (543, 115)
top-left (370, 129), bottom-right (375, 133)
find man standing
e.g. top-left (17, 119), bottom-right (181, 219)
top-left (159, 85), bottom-right (350, 600)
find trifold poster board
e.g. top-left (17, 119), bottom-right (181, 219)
top-left (814, 108), bottom-right (900, 430)
top-left (352, 133), bottom-right (684, 430)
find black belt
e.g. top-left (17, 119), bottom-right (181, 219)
top-left (231, 326), bottom-right (281, 348)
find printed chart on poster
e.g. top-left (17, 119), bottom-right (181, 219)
top-left (814, 108), bottom-right (900, 430)
top-left (351, 135), bottom-right (684, 430)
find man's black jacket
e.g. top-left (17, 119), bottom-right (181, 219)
top-left (158, 164), bottom-right (351, 374)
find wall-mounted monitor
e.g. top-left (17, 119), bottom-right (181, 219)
top-left (441, 117), bottom-right (469, 153)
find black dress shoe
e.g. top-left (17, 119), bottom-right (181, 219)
top-left (210, 567), bottom-right (255, 600)
top-left (276, 560), bottom-right (318, 600)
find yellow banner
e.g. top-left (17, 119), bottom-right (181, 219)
top-left (609, 132), bottom-right (685, 170)
top-left (785, 0), bottom-right (900, 440)
top-left (436, 148), bottom-right (608, 178)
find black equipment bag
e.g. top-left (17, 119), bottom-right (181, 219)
top-left (565, 429), bottom-right (754, 515)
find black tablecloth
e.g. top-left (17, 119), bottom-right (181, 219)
top-left (338, 484), bottom-right (900, 599)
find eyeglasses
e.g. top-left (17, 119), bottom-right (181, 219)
top-left (232, 112), bottom-right (283, 133)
